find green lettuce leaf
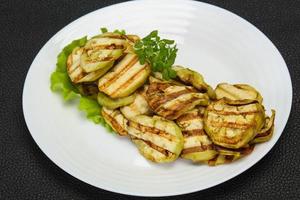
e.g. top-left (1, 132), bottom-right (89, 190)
top-left (50, 36), bottom-right (87, 100)
top-left (78, 97), bottom-right (114, 133)
top-left (50, 36), bottom-right (114, 132)
top-left (50, 71), bottom-right (80, 101)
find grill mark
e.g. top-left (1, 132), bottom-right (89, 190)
top-left (177, 112), bottom-right (203, 123)
top-left (110, 65), bottom-right (148, 97)
top-left (217, 87), bottom-right (241, 99)
top-left (207, 108), bottom-right (259, 115)
top-left (182, 129), bottom-right (206, 137)
top-left (73, 69), bottom-right (87, 83)
top-left (149, 89), bottom-right (193, 109)
top-left (67, 51), bottom-right (84, 74)
top-left (135, 138), bottom-right (172, 156)
top-left (207, 120), bottom-right (254, 129)
top-left (129, 121), bottom-right (175, 141)
top-left (181, 144), bottom-right (214, 154)
top-left (102, 110), bottom-right (127, 136)
top-left (66, 50), bottom-right (90, 83)
top-left (255, 127), bottom-right (273, 137)
top-left (166, 96), bottom-right (201, 111)
top-left (99, 55), bottom-right (139, 89)
top-left (158, 97), bottom-right (201, 120)
top-left (66, 54), bottom-right (72, 71)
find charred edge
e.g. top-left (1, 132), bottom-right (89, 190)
top-left (129, 121), bottom-right (175, 141)
top-left (214, 144), bottom-right (255, 156)
top-left (207, 155), bottom-right (235, 166)
top-left (181, 144), bottom-right (214, 154)
top-left (207, 120), bottom-right (254, 129)
top-left (102, 110), bottom-right (127, 136)
top-left (79, 83), bottom-right (99, 96)
top-left (177, 111), bottom-right (203, 122)
top-left (255, 129), bottom-right (272, 138)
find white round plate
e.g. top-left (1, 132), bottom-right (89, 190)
top-left (23, 0), bottom-right (292, 197)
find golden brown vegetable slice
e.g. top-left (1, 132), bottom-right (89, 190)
top-left (251, 109), bottom-right (275, 143)
top-left (176, 107), bottom-right (217, 162)
top-left (120, 91), bottom-right (152, 119)
top-left (97, 92), bottom-right (136, 110)
top-left (146, 77), bottom-right (209, 120)
top-left (91, 32), bottom-right (140, 53)
top-left (215, 83), bottom-right (263, 104)
top-left (67, 47), bottom-right (113, 83)
top-left (207, 145), bottom-right (255, 166)
top-left (98, 53), bottom-right (151, 98)
top-left (172, 65), bottom-right (216, 99)
top-left (204, 99), bottom-right (265, 149)
top-left (128, 115), bottom-right (184, 163)
top-left (101, 107), bottom-right (128, 136)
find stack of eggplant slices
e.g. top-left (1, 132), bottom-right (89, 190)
top-left (51, 30), bottom-right (275, 166)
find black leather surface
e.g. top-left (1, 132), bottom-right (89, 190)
top-left (1, 0), bottom-right (300, 199)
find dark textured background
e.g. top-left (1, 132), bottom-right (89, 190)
top-left (1, 0), bottom-right (300, 199)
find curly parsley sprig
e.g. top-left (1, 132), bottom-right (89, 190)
top-left (134, 30), bottom-right (178, 80)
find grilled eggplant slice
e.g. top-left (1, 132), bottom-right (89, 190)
top-left (146, 77), bottom-right (209, 120)
top-left (204, 99), bottom-right (265, 149)
top-left (173, 65), bottom-right (216, 99)
top-left (215, 83), bottom-right (263, 104)
top-left (120, 93), bottom-right (152, 119)
top-left (101, 107), bottom-right (128, 136)
top-left (207, 145), bottom-right (254, 166)
top-left (67, 47), bottom-right (113, 83)
top-left (98, 53), bottom-right (151, 98)
top-left (152, 72), bottom-right (185, 86)
top-left (82, 35), bottom-right (126, 72)
top-left (128, 115), bottom-right (184, 163)
top-left (97, 92), bottom-right (136, 110)
top-left (176, 107), bottom-right (217, 162)
top-left (251, 109), bottom-right (275, 143)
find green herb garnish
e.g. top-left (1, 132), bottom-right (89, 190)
top-left (134, 30), bottom-right (178, 80)
top-left (100, 27), bottom-right (108, 33)
top-left (113, 29), bottom-right (126, 35)
top-left (100, 27), bottom-right (126, 35)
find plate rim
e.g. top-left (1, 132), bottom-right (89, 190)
top-left (22, 0), bottom-right (293, 196)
